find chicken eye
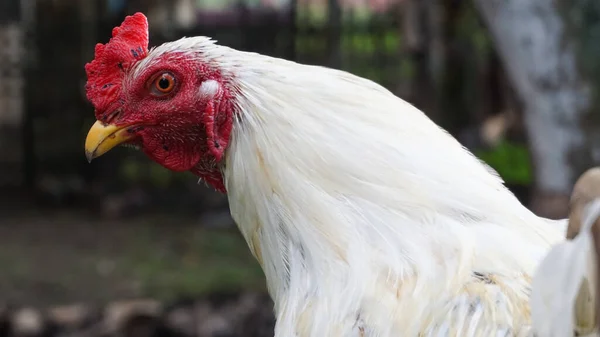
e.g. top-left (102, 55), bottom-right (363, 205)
top-left (152, 73), bottom-right (176, 95)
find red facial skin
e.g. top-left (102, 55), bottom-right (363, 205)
top-left (85, 13), bottom-right (233, 193)
top-left (116, 55), bottom-right (234, 192)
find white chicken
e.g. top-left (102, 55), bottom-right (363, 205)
top-left (83, 13), bottom-right (568, 336)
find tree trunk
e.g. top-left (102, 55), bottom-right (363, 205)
top-left (473, 0), bottom-right (592, 219)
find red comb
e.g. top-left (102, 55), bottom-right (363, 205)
top-left (84, 12), bottom-right (149, 121)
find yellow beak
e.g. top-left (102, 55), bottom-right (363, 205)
top-left (84, 120), bottom-right (134, 162)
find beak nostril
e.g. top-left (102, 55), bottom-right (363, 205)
top-left (127, 126), bottom-right (145, 133)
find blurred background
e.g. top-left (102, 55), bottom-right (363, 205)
top-left (0, 0), bottom-right (599, 336)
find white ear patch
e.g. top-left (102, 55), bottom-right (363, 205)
top-left (199, 79), bottom-right (220, 99)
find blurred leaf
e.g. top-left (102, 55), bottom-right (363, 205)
top-left (352, 34), bottom-right (375, 54)
top-left (383, 31), bottom-right (400, 52)
top-left (476, 140), bottom-right (533, 185)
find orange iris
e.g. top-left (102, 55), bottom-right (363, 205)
top-left (154, 73), bottom-right (175, 94)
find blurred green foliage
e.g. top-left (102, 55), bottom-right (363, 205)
top-left (0, 215), bottom-right (265, 304)
top-left (476, 141), bottom-right (533, 185)
top-left (122, 226), bottom-right (265, 300)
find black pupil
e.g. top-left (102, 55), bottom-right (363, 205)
top-left (158, 77), bottom-right (170, 90)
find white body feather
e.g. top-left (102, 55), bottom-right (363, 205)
top-left (142, 37), bottom-right (568, 336)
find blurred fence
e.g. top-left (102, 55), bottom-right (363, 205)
top-left (0, 0), bottom-right (529, 214)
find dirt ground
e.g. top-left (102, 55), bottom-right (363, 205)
top-left (0, 209), bottom-right (265, 307)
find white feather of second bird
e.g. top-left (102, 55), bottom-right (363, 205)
top-left (531, 199), bottom-right (600, 337)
